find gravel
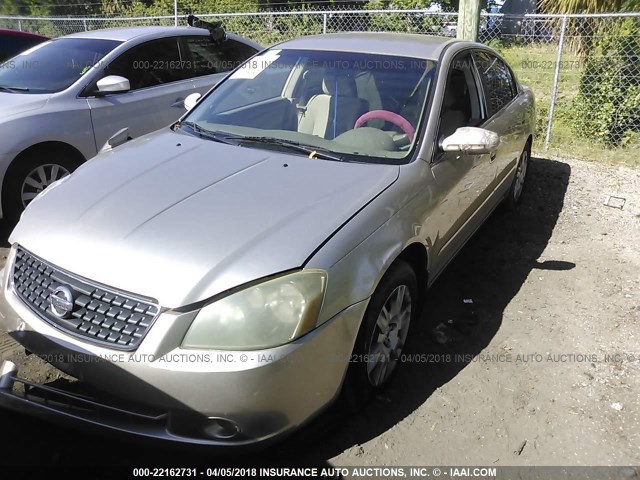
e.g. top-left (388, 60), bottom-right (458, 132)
top-left (0, 156), bottom-right (638, 467)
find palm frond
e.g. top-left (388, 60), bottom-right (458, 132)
top-left (539, 0), bottom-right (622, 14)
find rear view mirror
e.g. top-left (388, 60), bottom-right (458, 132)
top-left (96, 75), bottom-right (130, 94)
top-left (184, 92), bottom-right (202, 111)
top-left (440, 127), bottom-right (500, 155)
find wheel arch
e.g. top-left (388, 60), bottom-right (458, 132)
top-left (370, 241), bottom-right (429, 316)
top-left (525, 134), bottom-right (533, 151)
top-left (341, 240), bottom-right (429, 405)
top-left (396, 242), bottom-right (429, 302)
top-left (1, 141), bottom-right (86, 218)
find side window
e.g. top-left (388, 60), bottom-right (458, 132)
top-left (182, 37), bottom-right (257, 78)
top-left (472, 51), bottom-right (517, 118)
top-left (437, 52), bottom-right (483, 142)
top-left (106, 38), bottom-right (184, 90)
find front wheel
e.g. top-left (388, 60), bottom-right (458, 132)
top-left (504, 143), bottom-right (530, 209)
top-left (3, 152), bottom-right (80, 218)
top-left (343, 259), bottom-right (418, 407)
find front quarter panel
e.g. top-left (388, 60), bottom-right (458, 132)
top-left (308, 160), bottom-right (434, 326)
top-left (0, 96), bottom-right (96, 161)
top-left (0, 95), bottom-right (95, 218)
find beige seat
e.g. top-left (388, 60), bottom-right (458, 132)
top-left (298, 72), bottom-right (369, 139)
top-left (439, 70), bottom-right (471, 142)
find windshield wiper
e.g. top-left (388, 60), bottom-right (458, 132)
top-left (176, 121), bottom-right (236, 145)
top-left (0, 85), bottom-right (30, 92)
top-left (236, 136), bottom-right (344, 161)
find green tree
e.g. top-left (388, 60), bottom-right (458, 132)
top-left (539, 0), bottom-right (640, 13)
top-left (571, 18), bottom-right (640, 146)
top-left (0, 0), bottom-right (100, 16)
top-left (103, 0), bottom-right (260, 16)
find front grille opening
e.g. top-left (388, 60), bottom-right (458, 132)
top-left (10, 374), bottom-right (168, 425)
top-left (12, 247), bottom-right (160, 351)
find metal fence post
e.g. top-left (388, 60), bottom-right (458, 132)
top-left (174, 0), bottom-right (178, 26)
top-left (18, 20), bottom-right (22, 31)
top-left (83, 18), bottom-right (88, 31)
top-left (323, 13), bottom-right (327, 34)
top-left (544, 15), bottom-right (568, 150)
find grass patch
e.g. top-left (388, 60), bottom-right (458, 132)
top-left (497, 43), bottom-right (638, 168)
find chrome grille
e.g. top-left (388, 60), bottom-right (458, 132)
top-left (11, 247), bottom-right (159, 350)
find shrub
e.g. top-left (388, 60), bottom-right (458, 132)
top-left (364, 0), bottom-right (448, 34)
top-left (535, 102), bottom-right (549, 140)
top-left (571, 18), bottom-right (640, 146)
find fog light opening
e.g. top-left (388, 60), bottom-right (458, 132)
top-left (203, 417), bottom-right (240, 440)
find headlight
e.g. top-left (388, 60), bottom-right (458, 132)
top-left (182, 270), bottom-right (327, 350)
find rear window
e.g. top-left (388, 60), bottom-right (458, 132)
top-left (183, 36), bottom-right (258, 78)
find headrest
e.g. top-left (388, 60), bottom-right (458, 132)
top-left (322, 71), bottom-right (357, 96)
top-left (443, 71), bottom-right (468, 109)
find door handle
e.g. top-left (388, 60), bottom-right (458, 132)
top-left (489, 152), bottom-right (497, 162)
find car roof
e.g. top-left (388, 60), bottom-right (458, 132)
top-left (62, 26), bottom-right (213, 42)
top-left (59, 26), bottom-right (261, 50)
top-left (276, 32), bottom-right (459, 60)
top-left (0, 28), bottom-right (48, 39)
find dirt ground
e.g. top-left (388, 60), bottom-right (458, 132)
top-left (0, 155), bottom-right (638, 468)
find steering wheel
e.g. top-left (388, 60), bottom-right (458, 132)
top-left (354, 110), bottom-right (415, 142)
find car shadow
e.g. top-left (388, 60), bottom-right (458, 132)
top-left (279, 156), bottom-right (573, 462)
top-left (0, 219), bottom-right (14, 249)
top-left (0, 157), bottom-right (571, 467)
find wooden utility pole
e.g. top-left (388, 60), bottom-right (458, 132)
top-left (457, 0), bottom-right (482, 41)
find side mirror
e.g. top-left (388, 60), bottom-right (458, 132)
top-left (440, 127), bottom-right (500, 155)
top-left (184, 92), bottom-right (202, 111)
top-left (96, 75), bottom-right (130, 94)
top-left (99, 127), bottom-right (132, 153)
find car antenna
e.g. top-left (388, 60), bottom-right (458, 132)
top-left (187, 14), bottom-right (227, 44)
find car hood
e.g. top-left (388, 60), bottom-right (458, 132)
top-left (11, 129), bottom-right (399, 308)
top-left (0, 92), bottom-right (51, 119)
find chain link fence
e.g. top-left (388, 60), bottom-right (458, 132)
top-left (1, 8), bottom-right (639, 164)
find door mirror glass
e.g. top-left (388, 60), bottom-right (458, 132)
top-left (96, 75), bottom-right (130, 94)
top-left (184, 92), bottom-right (202, 111)
top-left (440, 127), bottom-right (500, 155)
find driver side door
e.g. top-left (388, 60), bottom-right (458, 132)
top-left (86, 37), bottom-right (194, 152)
top-left (428, 51), bottom-right (497, 277)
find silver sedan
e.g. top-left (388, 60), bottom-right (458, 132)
top-left (0, 24), bottom-right (260, 218)
top-left (0, 32), bottom-right (535, 447)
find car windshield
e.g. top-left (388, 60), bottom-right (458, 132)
top-left (0, 38), bottom-right (121, 93)
top-left (185, 48), bottom-right (436, 164)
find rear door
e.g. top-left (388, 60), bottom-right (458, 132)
top-left (86, 37), bottom-right (195, 150)
top-left (472, 50), bottom-right (522, 191)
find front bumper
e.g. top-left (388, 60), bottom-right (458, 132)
top-left (0, 260), bottom-right (367, 446)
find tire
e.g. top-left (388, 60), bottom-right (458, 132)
top-left (504, 142), bottom-right (531, 209)
top-left (3, 150), bottom-right (81, 219)
top-left (343, 259), bottom-right (418, 408)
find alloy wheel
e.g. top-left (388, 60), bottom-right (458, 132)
top-left (366, 284), bottom-right (412, 387)
top-left (21, 164), bottom-right (71, 208)
top-left (513, 149), bottom-right (529, 202)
